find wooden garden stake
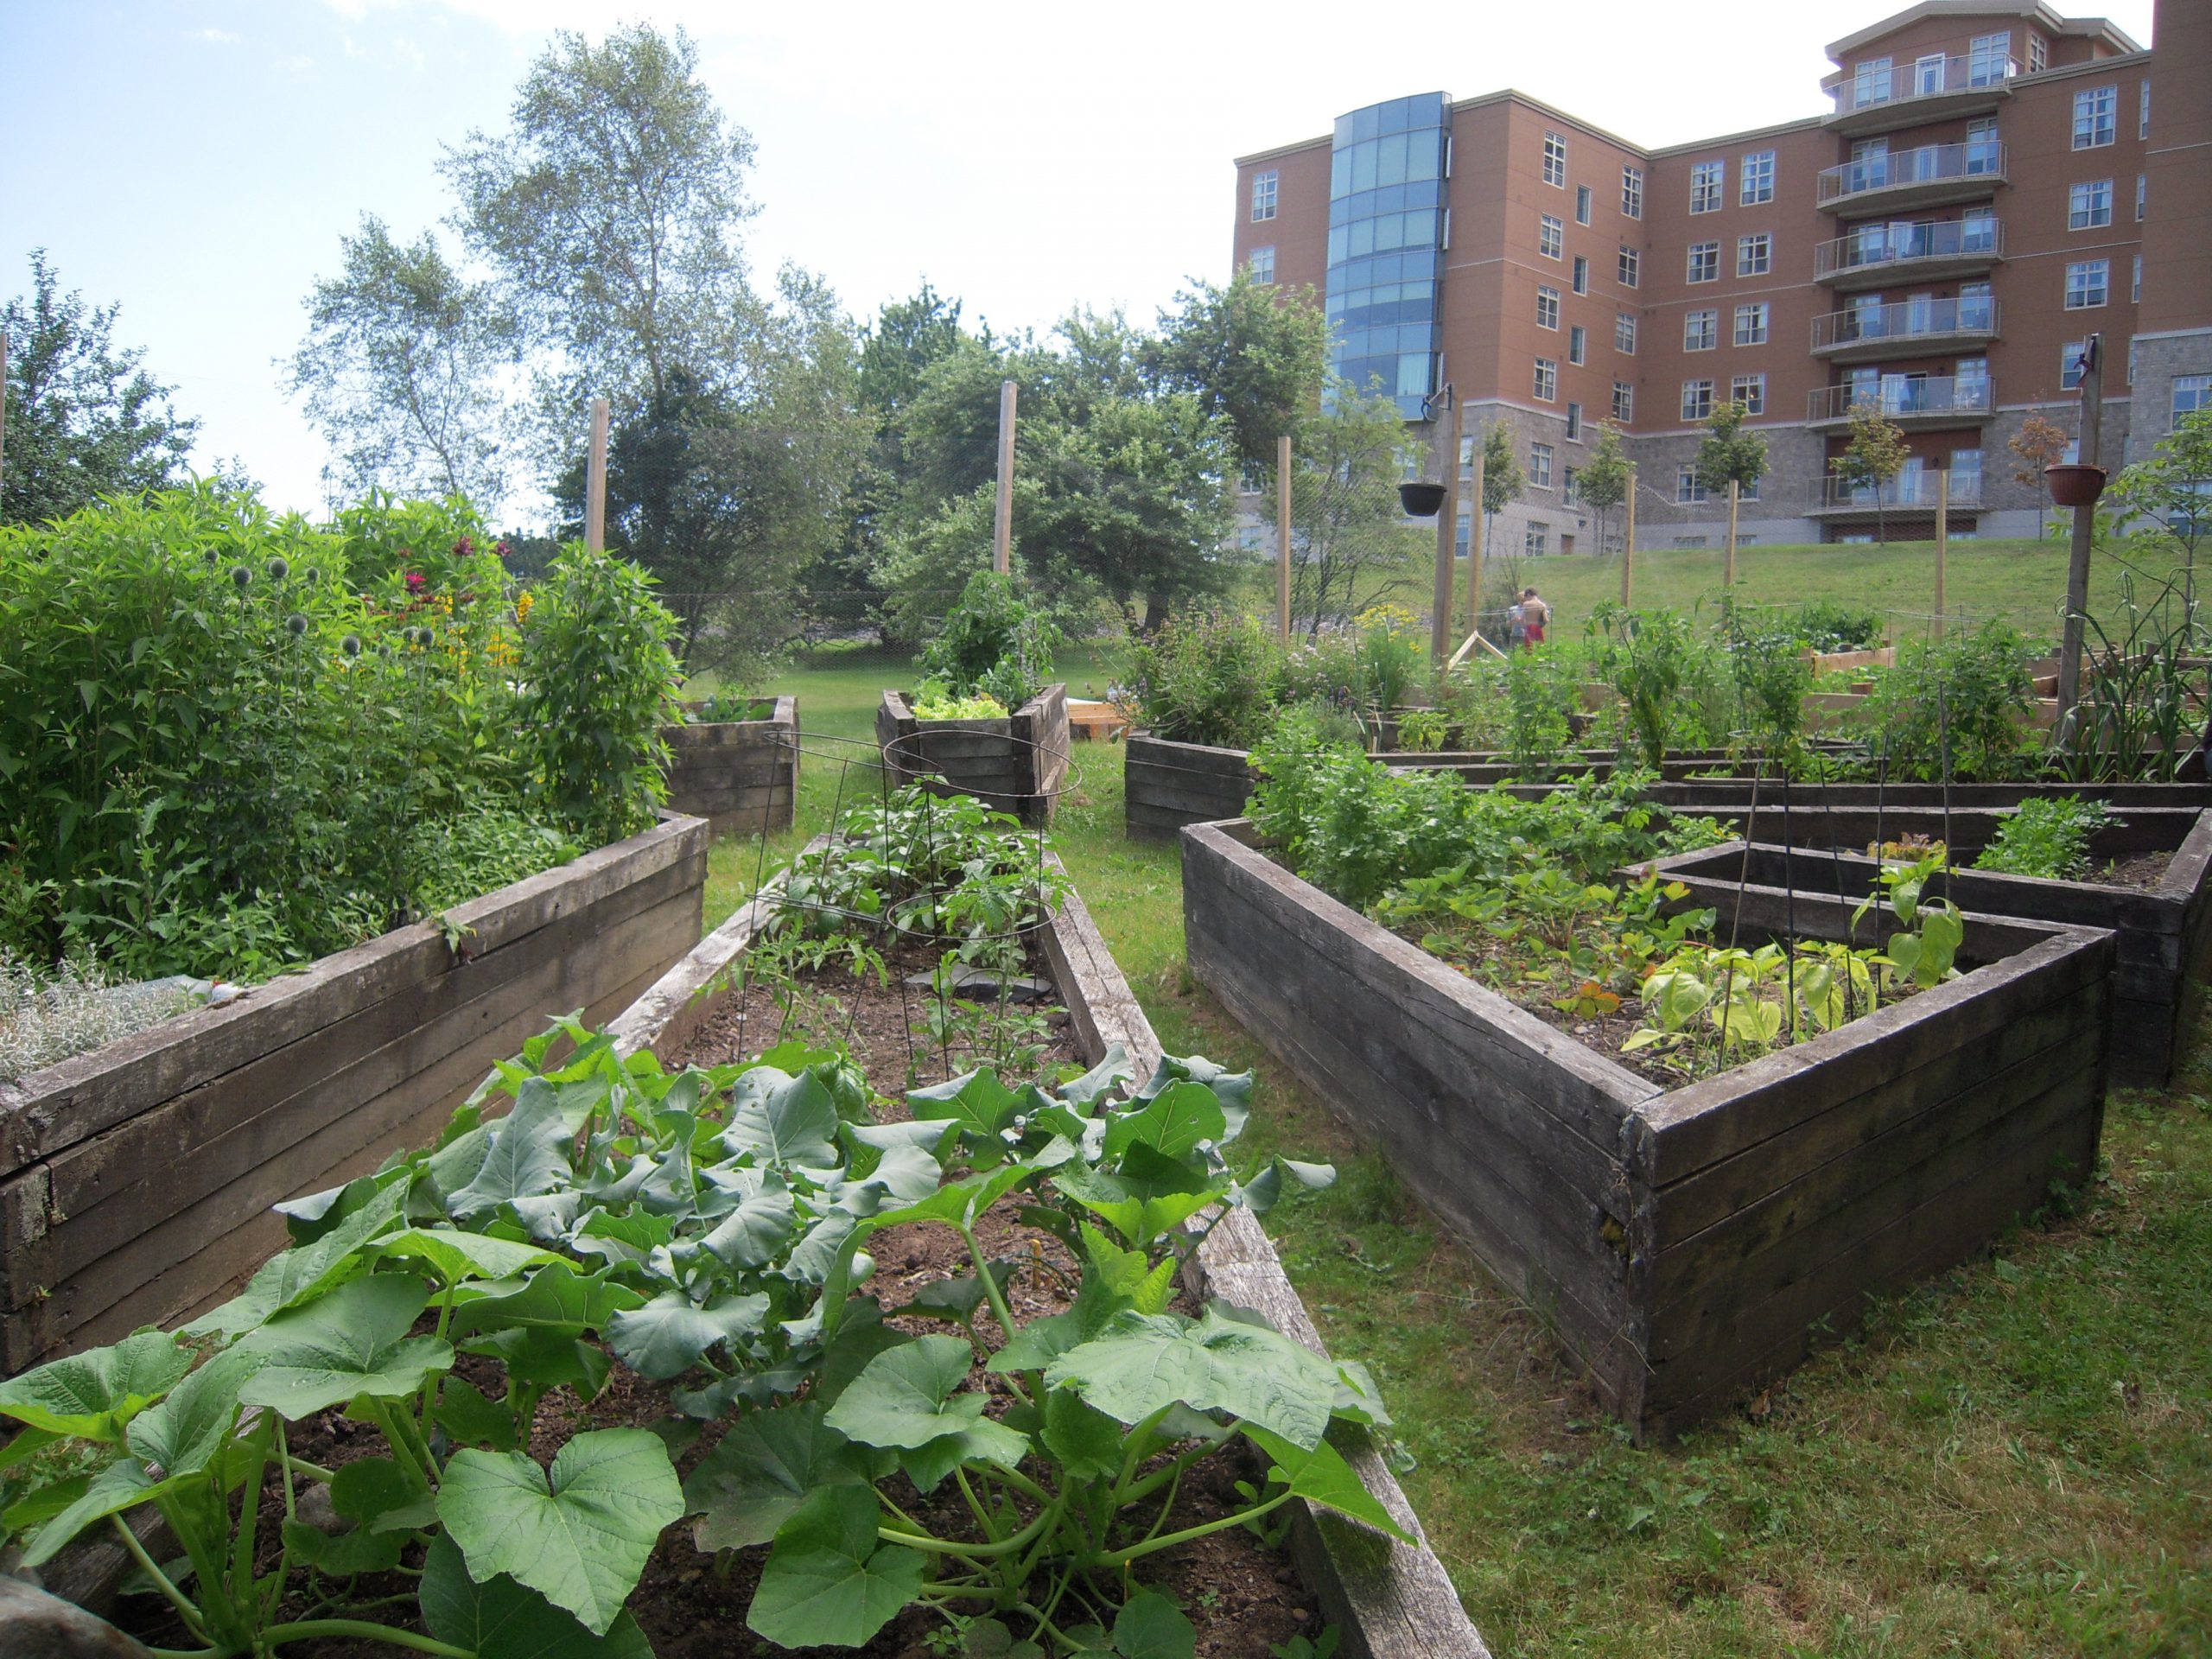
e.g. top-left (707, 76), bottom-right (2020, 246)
top-left (1276, 433), bottom-right (1293, 644)
top-left (994, 379), bottom-right (1017, 575)
top-left (1934, 467), bottom-right (1949, 639)
top-left (585, 396), bottom-right (609, 553)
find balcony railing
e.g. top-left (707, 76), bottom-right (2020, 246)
top-left (1807, 376), bottom-right (1997, 424)
top-left (1831, 53), bottom-right (2018, 116)
top-left (1815, 142), bottom-right (2006, 207)
top-left (1813, 217), bottom-right (2005, 281)
top-left (1811, 474), bottom-right (1985, 512)
top-left (1810, 296), bottom-right (2000, 353)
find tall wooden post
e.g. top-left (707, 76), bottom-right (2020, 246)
top-left (2056, 335), bottom-right (2103, 728)
top-left (1275, 433), bottom-right (1294, 644)
top-left (584, 396), bottom-right (609, 552)
top-left (1933, 467), bottom-right (1949, 639)
top-left (1467, 443), bottom-right (1487, 647)
top-left (1430, 397), bottom-right (1464, 664)
top-left (1724, 478), bottom-right (1739, 587)
top-left (1621, 465), bottom-right (1637, 607)
top-left (993, 379), bottom-right (1017, 575)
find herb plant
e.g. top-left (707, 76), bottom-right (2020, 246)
top-left (1972, 798), bottom-right (2113, 880)
top-left (1117, 608), bottom-right (1285, 749)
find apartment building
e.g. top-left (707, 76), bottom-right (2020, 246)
top-left (1230, 0), bottom-right (2209, 550)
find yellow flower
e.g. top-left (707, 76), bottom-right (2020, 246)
top-left (516, 589), bottom-right (536, 622)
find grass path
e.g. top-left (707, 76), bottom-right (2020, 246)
top-left (698, 645), bottom-right (2211, 1657)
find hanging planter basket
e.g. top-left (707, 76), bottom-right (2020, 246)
top-left (2045, 462), bottom-right (2109, 509)
top-left (1397, 480), bottom-right (1447, 517)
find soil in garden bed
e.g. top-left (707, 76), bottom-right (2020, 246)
top-left (2083, 849), bottom-right (2172, 890)
top-left (116, 943), bottom-right (1318, 1658)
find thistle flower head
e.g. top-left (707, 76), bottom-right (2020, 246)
top-left (341, 633), bottom-right (362, 657)
top-left (268, 557), bottom-right (290, 581)
top-left (286, 613), bottom-right (308, 637)
top-left (231, 565), bottom-right (252, 589)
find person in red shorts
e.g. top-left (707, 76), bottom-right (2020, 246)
top-left (1520, 586), bottom-right (1550, 647)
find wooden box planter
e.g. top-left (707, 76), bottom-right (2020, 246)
top-left (1651, 819), bottom-right (2212, 1086)
top-left (0, 813), bottom-right (710, 1375)
top-left (610, 861), bottom-right (1490, 1659)
top-left (660, 695), bottom-right (798, 836)
top-left (1124, 733), bottom-right (1260, 841)
top-left (876, 684), bottom-right (1071, 826)
top-left (1181, 819), bottom-right (2115, 1436)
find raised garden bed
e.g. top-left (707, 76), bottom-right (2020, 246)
top-left (877, 684), bottom-right (1071, 826)
top-left (0, 811), bottom-right (709, 1375)
top-left (1125, 733), bottom-right (1260, 842)
top-left (608, 853), bottom-right (1489, 1658)
top-left (1649, 818), bottom-right (2212, 1086)
top-left (1182, 817), bottom-right (2116, 1436)
top-left (661, 694), bottom-right (798, 836)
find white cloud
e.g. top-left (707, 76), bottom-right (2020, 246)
top-left (195, 27), bottom-right (244, 44)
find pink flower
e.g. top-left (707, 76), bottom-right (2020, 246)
top-left (494, 540), bottom-right (512, 559)
top-left (454, 536), bottom-right (474, 556)
top-left (405, 571), bottom-right (427, 594)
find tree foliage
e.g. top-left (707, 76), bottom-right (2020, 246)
top-left (2109, 409), bottom-right (2212, 577)
top-left (1288, 379), bottom-right (1426, 634)
top-left (1143, 267), bottom-right (1330, 471)
top-left (1577, 423), bottom-right (1632, 553)
top-left (1478, 421), bottom-right (1526, 520)
top-left (286, 215), bottom-right (517, 507)
top-left (1836, 405), bottom-right (1910, 544)
top-left (1695, 400), bottom-right (1769, 496)
top-left (2, 250), bottom-right (199, 524)
top-left (2009, 410), bottom-right (2070, 537)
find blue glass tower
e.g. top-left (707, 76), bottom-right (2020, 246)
top-left (1325, 93), bottom-right (1451, 416)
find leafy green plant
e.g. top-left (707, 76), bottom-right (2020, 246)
top-left (404, 810), bottom-right (581, 916)
top-left (1722, 614), bottom-right (1815, 764)
top-left (1795, 601), bottom-right (1883, 652)
top-left (912, 680), bottom-right (1013, 720)
top-left (1852, 847), bottom-right (1968, 987)
top-left (0, 947), bottom-right (206, 1084)
top-left (1590, 606), bottom-right (1698, 770)
top-left (1626, 937), bottom-right (1889, 1075)
top-left (682, 692), bottom-right (770, 724)
top-left (2051, 570), bottom-right (2210, 784)
top-left (1857, 622), bottom-right (2038, 782)
top-left (1500, 647), bottom-right (1576, 780)
top-left (1352, 604), bottom-right (1426, 715)
top-left (1972, 798), bottom-right (2113, 880)
top-left (1394, 709), bottom-right (1453, 754)
top-left (1118, 608), bottom-right (1286, 748)
top-left (920, 569), bottom-right (1060, 710)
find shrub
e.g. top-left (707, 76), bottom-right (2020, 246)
top-left (1119, 608), bottom-right (1285, 747)
top-left (1796, 601), bottom-right (1883, 652)
top-left (918, 569), bottom-right (1059, 709)
top-left (1591, 605), bottom-right (1699, 769)
top-left (1724, 618), bottom-right (1815, 762)
top-left (1859, 621), bottom-right (2037, 781)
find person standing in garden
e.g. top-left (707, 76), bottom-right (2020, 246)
top-left (1520, 586), bottom-right (1550, 647)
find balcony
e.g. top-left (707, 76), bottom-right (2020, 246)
top-left (1810, 296), bottom-right (2001, 363)
top-left (1809, 474), bottom-right (1985, 518)
top-left (1806, 376), bottom-right (1998, 432)
top-left (1824, 54), bottom-right (2018, 138)
top-left (1816, 142), bottom-right (2007, 215)
top-left (1813, 218), bottom-right (2005, 290)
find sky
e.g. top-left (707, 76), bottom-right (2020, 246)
top-left (8, 0), bottom-right (2160, 520)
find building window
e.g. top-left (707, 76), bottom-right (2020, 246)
top-left (1525, 522), bottom-right (1550, 555)
top-left (2028, 33), bottom-right (2047, 73)
top-left (1690, 159), bottom-right (1723, 213)
top-left (1563, 466), bottom-right (1580, 501)
top-left (1568, 324), bottom-right (1586, 365)
top-left (1615, 311), bottom-right (1637, 353)
top-left (1251, 171), bottom-right (1278, 221)
top-left (1684, 309), bottom-right (1718, 351)
top-left (1952, 447), bottom-right (1983, 498)
top-left (1566, 401), bottom-right (1584, 442)
top-left (2069, 180), bottom-right (2113, 230)
top-left (1543, 130), bottom-right (1567, 187)
top-left (1688, 241), bottom-right (1719, 283)
top-left (1575, 184), bottom-right (1592, 226)
top-left (1853, 57), bottom-right (1891, 110)
top-left (2074, 85), bottom-right (2117, 149)
top-left (2176, 376), bottom-right (2212, 429)
top-left (1618, 245), bottom-right (1640, 288)
top-left (1738, 232), bottom-right (1771, 276)
top-left (1540, 214), bottom-right (1564, 259)
top-left (2134, 254), bottom-right (2143, 302)
top-left (1734, 301), bottom-right (1770, 346)
top-left (1676, 467), bottom-right (1710, 504)
top-left (2137, 174), bottom-right (2147, 221)
top-left (2140, 79), bottom-right (2151, 139)
top-left (1681, 378), bottom-right (1714, 421)
top-left (2061, 340), bottom-right (2088, 391)
top-left (1740, 149), bottom-right (1775, 205)
top-left (2065, 259), bottom-right (2109, 308)
top-left (1534, 358), bottom-right (1557, 401)
top-left (1612, 381), bottom-right (1635, 422)
top-left (1968, 31), bottom-right (2012, 86)
top-left (1622, 165), bottom-right (1643, 219)
top-left (1572, 255), bottom-right (1589, 295)
top-left (1529, 442), bottom-right (1554, 486)
top-left (1732, 372), bottom-right (1766, 416)
top-left (1536, 285), bottom-right (1560, 329)
top-left (1249, 246), bottom-right (1275, 284)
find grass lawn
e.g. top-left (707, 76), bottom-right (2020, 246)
top-left (692, 641), bottom-right (2212, 1657)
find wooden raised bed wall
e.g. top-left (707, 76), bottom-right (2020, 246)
top-left (1181, 820), bottom-right (2114, 1435)
top-left (1650, 818), bottom-right (2212, 1086)
top-left (1124, 734), bottom-right (1258, 841)
top-left (661, 695), bottom-right (798, 836)
top-left (877, 684), bottom-right (1071, 826)
top-left (0, 814), bottom-right (710, 1375)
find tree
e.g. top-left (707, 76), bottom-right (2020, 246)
top-left (2009, 410), bottom-right (2070, 537)
top-left (1478, 421), bottom-right (1526, 550)
top-left (1577, 423), bottom-right (1632, 554)
top-left (1143, 266), bottom-right (1331, 472)
top-left (286, 214), bottom-right (517, 507)
top-left (442, 22), bottom-right (758, 428)
top-left (2, 250), bottom-right (197, 524)
top-left (2108, 409), bottom-right (2212, 606)
top-left (551, 268), bottom-right (867, 685)
top-left (1695, 399), bottom-right (1769, 499)
top-left (1287, 379), bottom-right (1427, 634)
top-left (1836, 404), bottom-right (1910, 545)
